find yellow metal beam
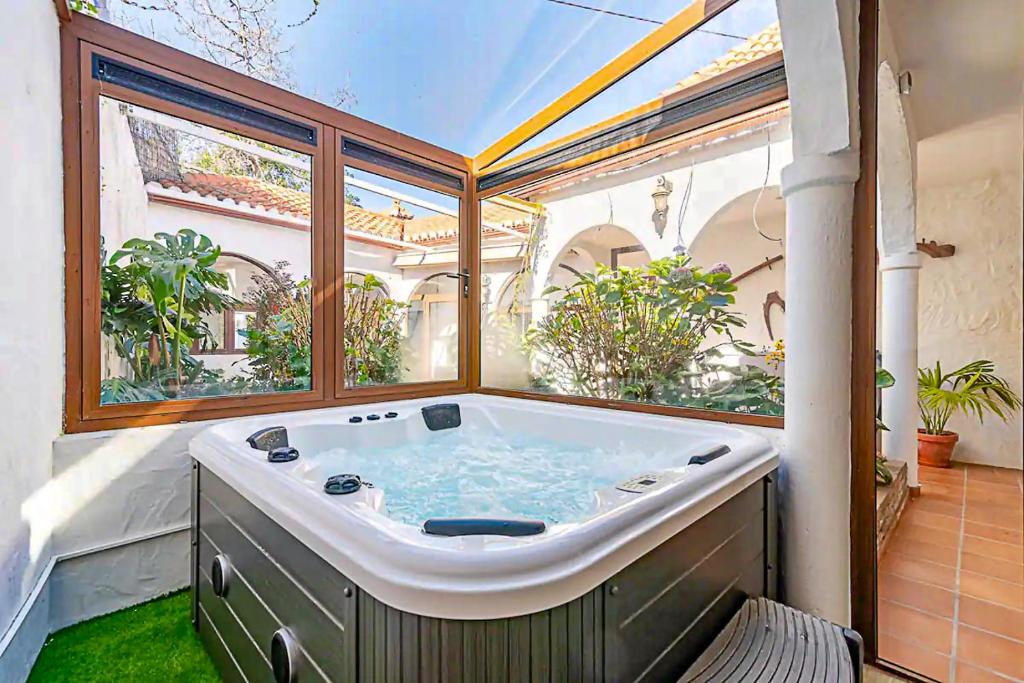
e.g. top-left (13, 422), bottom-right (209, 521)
top-left (473, 0), bottom-right (739, 173)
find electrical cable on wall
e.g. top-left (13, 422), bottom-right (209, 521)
top-left (673, 161), bottom-right (695, 253)
top-left (753, 127), bottom-right (783, 244)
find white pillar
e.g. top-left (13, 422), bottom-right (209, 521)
top-left (780, 151), bottom-right (860, 625)
top-left (879, 252), bottom-right (922, 489)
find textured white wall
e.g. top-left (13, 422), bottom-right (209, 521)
top-left (0, 0), bottom-right (64, 652)
top-left (917, 171), bottom-right (1023, 469)
top-left (689, 212), bottom-right (787, 351)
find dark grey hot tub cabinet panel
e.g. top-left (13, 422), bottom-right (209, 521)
top-left (192, 463), bottom-right (777, 682)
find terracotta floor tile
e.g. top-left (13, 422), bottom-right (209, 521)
top-left (965, 521), bottom-right (1024, 547)
top-left (878, 573), bottom-right (956, 618)
top-left (958, 596), bottom-right (1024, 643)
top-left (965, 504), bottom-right (1024, 531)
top-left (892, 521), bottom-right (961, 549)
top-left (957, 625), bottom-right (1024, 680)
top-left (963, 535), bottom-right (1024, 564)
top-left (902, 506), bottom-right (964, 534)
top-left (887, 536), bottom-right (959, 567)
top-left (968, 466), bottom-right (1023, 486)
top-left (959, 571), bottom-right (1024, 611)
top-left (914, 497), bottom-right (965, 519)
top-left (878, 600), bottom-right (953, 654)
top-left (921, 470), bottom-right (966, 487)
top-left (954, 660), bottom-right (1018, 683)
top-left (966, 479), bottom-right (1024, 500)
top-left (961, 551), bottom-right (1024, 585)
top-left (966, 487), bottom-right (1024, 510)
top-left (878, 633), bottom-right (950, 682)
top-left (880, 553), bottom-right (958, 589)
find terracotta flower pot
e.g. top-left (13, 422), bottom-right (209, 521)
top-left (917, 429), bottom-right (958, 468)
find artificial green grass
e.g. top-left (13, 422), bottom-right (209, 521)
top-left (28, 591), bottom-right (220, 682)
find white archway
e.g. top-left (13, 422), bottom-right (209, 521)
top-left (530, 222), bottom-right (653, 302)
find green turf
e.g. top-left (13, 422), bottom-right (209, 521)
top-left (28, 591), bottom-right (220, 682)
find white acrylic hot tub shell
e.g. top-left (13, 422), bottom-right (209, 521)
top-left (190, 394), bottom-right (778, 620)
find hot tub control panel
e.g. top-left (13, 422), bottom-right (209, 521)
top-left (615, 474), bottom-right (665, 494)
top-left (348, 411), bottom-right (399, 424)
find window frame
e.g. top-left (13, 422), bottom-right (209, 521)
top-left (62, 11), bottom-right (781, 433)
top-left (472, 99), bottom-right (789, 430)
top-left (335, 142), bottom-right (471, 398)
top-left (62, 15), bottom-right (472, 432)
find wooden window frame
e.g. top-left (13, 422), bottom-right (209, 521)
top-left (335, 150), bottom-right (470, 398)
top-left (62, 12), bottom-right (784, 434)
top-left (62, 15), bottom-right (472, 433)
top-left (472, 111), bottom-right (788, 430)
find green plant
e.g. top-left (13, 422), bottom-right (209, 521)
top-left (101, 230), bottom-right (238, 400)
top-left (666, 351), bottom-right (784, 416)
top-left (240, 261), bottom-right (312, 391)
top-left (527, 255), bottom-right (753, 403)
top-left (918, 360), bottom-right (1022, 435)
top-left (875, 367), bottom-right (896, 486)
top-left (343, 273), bottom-right (407, 386)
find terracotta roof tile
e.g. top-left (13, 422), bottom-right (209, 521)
top-left (669, 22), bottom-right (782, 92)
top-left (154, 173), bottom-right (539, 246)
top-left (159, 173), bottom-right (312, 220)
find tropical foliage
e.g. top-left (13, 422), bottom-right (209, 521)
top-left (526, 255), bottom-right (780, 414)
top-left (100, 229), bottom-right (238, 402)
top-left (239, 261), bottom-right (312, 392)
top-left (343, 273), bottom-right (407, 386)
top-left (918, 360), bottom-right (1022, 435)
top-left (875, 367), bottom-right (896, 486)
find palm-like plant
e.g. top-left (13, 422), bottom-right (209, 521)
top-left (918, 360), bottom-right (1022, 435)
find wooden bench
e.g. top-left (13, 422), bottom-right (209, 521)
top-left (679, 598), bottom-right (864, 682)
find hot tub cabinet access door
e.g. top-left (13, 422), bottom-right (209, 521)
top-left (192, 463), bottom-right (777, 682)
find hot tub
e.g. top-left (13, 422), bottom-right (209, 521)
top-left (189, 394), bottom-right (779, 682)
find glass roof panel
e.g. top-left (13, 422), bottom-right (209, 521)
top-left (484, 0), bottom-right (781, 170)
top-left (87, 0), bottom-right (709, 155)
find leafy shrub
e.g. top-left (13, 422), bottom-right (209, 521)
top-left (343, 273), bottom-right (407, 386)
top-left (239, 262), bottom-right (312, 391)
top-left (527, 255), bottom-right (758, 404)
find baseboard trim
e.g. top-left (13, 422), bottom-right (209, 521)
top-left (0, 523), bottom-right (190, 682)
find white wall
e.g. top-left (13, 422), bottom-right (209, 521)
top-left (0, 0), bottom-right (65, 677)
top-left (689, 198), bottom-right (787, 351)
top-left (915, 113), bottom-right (1023, 469)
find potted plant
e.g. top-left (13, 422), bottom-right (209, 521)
top-left (917, 360), bottom-right (1022, 468)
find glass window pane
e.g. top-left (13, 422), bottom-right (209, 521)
top-left (98, 97), bottom-right (313, 404)
top-left (488, 0), bottom-right (781, 169)
top-left (86, 0), bottom-right (685, 154)
top-left (480, 108), bottom-right (788, 417)
top-left (342, 167), bottom-right (461, 387)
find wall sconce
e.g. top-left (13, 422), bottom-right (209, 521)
top-left (651, 175), bottom-right (673, 238)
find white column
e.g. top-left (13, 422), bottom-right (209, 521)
top-left (780, 150), bottom-right (860, 625)
top-left (879, 252), bottom-right (922, 489)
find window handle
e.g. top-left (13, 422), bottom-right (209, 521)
top-left (444, 269), bottom-right (471, 298)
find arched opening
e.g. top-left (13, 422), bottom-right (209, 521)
top-left (689, 186), bottom-right (786, 352)
top-left (406, 273), bottom-right (459, 383)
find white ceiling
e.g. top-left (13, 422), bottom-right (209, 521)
top-left (883, 0), bottom-right (1024, 141)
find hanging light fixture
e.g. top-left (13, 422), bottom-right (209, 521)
top-left (651, 175), bottom-right (673, 238)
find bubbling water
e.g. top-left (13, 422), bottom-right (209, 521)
top-left (310, 424), bottom-right (686, 525)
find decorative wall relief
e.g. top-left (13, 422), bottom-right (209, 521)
top-left (916, 239), bottom-right (955, 258)
top-left (763, 290), bottom-right (786, 341)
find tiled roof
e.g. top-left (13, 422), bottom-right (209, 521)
top-left (669, 22), bottom-right (782, 92)
top-left (157, 173), bottom-right (312, 220)
top-left (152, 173), bottom-right (537, 246)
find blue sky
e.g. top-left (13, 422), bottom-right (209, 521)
top-left (103, 0), bottom-right (777, 155)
